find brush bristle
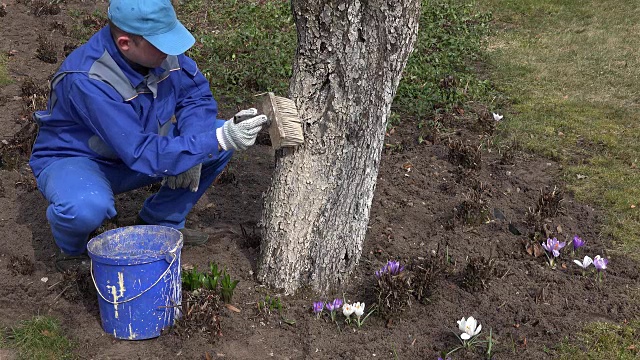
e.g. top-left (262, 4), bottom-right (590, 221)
top-left (272, 96), bottom-right (304, 146)
top-left (256, 92), bottom-right (305, 149)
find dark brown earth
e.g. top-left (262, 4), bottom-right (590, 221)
top-left (1, 1), bottom-right (639, 359)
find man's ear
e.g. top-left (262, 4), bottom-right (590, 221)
top-left (116, 35), bottom-right (132, 51)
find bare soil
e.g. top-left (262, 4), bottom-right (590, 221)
top-left (1, 1), bottom-right (638, 359)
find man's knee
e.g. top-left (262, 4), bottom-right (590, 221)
top-left (47, 194), bottom-right (115, 233)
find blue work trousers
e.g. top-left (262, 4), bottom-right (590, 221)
top-left (36, 143), bottom-right (232, 256)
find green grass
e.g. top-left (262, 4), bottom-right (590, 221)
top-left (553, 321), bottom-right (640, 359)
top-left (480, 0), bottom-right (640, 254)
top-left (68, 9), bottom-right (108, 43)
top-left (0, 54), bottom-right (11, 86)
top-left (1, 316), bottom-right (75, 360)
top-left (177, 0), bottom-right (497, 116)
top-left (179, 0), bottom-right (296, 113)
top-left (395, 0), bottom-right (496, 115)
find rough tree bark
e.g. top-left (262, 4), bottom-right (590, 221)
top-left (258, 0), bottom-right (421, 294)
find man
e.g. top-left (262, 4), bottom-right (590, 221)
top-left (29, 0), bottom-right (268, 271)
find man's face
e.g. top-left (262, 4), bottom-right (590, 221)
top-left (117, 35), bottom-right (168, 69)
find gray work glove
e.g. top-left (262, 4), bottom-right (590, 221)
top-left (162, 163), bottom-right (202, 192)
top-left (216, 108), bottom-right (269, 151)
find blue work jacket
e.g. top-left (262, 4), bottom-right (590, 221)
top-left (30, 26), bottom-right (222, 178)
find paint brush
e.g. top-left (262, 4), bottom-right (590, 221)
top-left (254, 92), bottom-right (305, 150)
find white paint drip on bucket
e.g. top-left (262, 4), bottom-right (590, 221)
top-left (88, 225), bottom-right (183, 340)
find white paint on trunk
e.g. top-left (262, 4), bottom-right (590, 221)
top-left (258, 0), bottom-right (420, 293)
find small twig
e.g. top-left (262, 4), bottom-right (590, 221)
top-left (51, 284), bottom-right (73, 304)
top-left (47, 280), bottom-right (63, 289)
top-left (500, 268), bottom-right (511, 279)
top-left (157, 304), bottom-right (182, 309)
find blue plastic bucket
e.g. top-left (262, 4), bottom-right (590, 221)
top-left (87, 225), bottom-right (183, 340)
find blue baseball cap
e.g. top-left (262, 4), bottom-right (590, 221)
top-left (108, 0), bottom-right (195, 56)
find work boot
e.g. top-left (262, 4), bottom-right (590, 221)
top-left (55, 251), bottom-right (90, 274)
top-left (178, 228), bottom-right (210, 246)
top-left (117, 215), bottom-right (210, 246)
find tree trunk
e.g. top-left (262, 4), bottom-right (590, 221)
top-left (258, 0), bottom-right (421, 294)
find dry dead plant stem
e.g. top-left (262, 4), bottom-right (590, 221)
top-left (47, 280), bottom-right (63, 289)
top-left (51, 284), bottom-right (73, 304)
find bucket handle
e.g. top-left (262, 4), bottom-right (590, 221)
top-left (91, 245), bottom-right (180, 305)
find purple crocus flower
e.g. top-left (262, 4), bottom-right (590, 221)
top-left (387, 260), bottom-right (405, 275)
top-left (313, 301), bottom-right (324, 319)
top-left (593, 255), bottom-right (608, 271)
top-left (375, 260), bottom-right (405, 278)
top-left (312, 301), bottom-right (324, 314)
top-left (573, 235), bottom-right (585, 250)
top-left (325, 298), bottom-right (343, 312)
top-left (541, 237), bottom-right (566, 258)
top-left (325, 298), bottom-right (343, 322)
top-left (331, 298), bottom-right (343, 309)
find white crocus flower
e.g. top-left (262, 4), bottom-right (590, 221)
top-left (457, 316), bottom-right (482, 340)
top-left (573, 255), bottom-right (593, 269)
top-left (353, 302), bottom-right (365, 318)
top-left (492, 112), bottom-right (503, 121)
top-left (342, 303), bottom-right (354, 317)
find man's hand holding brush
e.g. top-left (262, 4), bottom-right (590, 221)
top-left (217, 108), bottom-right (269, 151)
